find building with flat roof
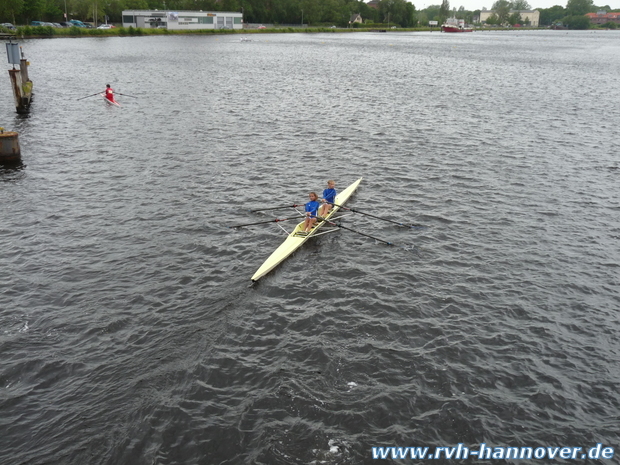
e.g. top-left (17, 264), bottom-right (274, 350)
top-left (479, 9), bottom-right (540, 26)
top-left (122, 10), bottom-right (243, 30)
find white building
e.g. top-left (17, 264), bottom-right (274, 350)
top-left (479, 9), bottom-right (540, 26)
top-left (122, 10), bottom-right (243, 30)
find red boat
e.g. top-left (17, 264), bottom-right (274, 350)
top-left (441, 17), bottom-right (473, 32)
top-left (101, 93), bottom-right (121, 107)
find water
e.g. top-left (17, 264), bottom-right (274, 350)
top-left (1, 30), bottom-right (619, 464)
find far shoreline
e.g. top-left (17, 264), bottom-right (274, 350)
top-left (3, 25), bottom-right (596, 39)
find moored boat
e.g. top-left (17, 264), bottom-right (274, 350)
top-left (441, 17), bottom-right (473, 32)
top-left (251, 177), bottom-right (363, 281)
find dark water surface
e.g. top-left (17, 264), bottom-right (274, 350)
top-left (1, 31), bottom-right (619, 464)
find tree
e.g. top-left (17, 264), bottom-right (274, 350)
top-left (439, 0), bottom-right (450, 23)
top-left (424, 4), bottom-right (442, 22)
top-left (22, 0), bottom-right (46, 21)
top-left (378, 0), bottom-right (414, 27)
top-left (564, 14), bottom-right (591, 27)
top-left (538, 5), bottom-right (566, 25)
top-left (485, 12), bottom-right (500, 23)
top-left (508, 11), bottom-right (521, 24)
top-left (491, 0), bottom-right (511, 23)
top-left (300, 0), bottom-right (321, 24)
top-left (511, 0), bottom-right (531, 10)
top-left (2, 0), bottom-right (24, 23)
top-left (566, 0), bottom-right (593, 15)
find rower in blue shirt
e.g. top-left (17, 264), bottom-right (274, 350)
top-left (318, 180), bottom-right (337, 217)
top-left (301, 192), bottom-right (321, 234)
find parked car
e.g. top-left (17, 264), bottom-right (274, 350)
top-left (97, 24), bottom-right (112, 29)
top-left (257, 25), bottom-right (266, 29)
top-left (59, 22), bottom-right (72, 27)
top-left (69, 20), bottom-right (86, 27)
top-left (31, 21), bottom-right (45, 26)
top-left (1, 23), bottom-right (17, 30)
top-left (52, 23), bottom-right (63, 28)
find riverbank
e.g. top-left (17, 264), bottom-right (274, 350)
top-left (5, 24), bottom-right (550, 38)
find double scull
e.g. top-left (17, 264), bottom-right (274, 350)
top-left (251, 177), bottom-right (363, 281)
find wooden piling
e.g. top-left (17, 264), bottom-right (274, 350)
top-left (0, 129), bottom-right (21, 165)
top-left (6, 45), bottom-right (33, 114)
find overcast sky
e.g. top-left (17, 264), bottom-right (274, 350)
top-left (417, 0), bottom-right (620, 10)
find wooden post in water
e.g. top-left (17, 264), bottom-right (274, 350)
top-left (0, 128), bottom-right (22, 165)
top-left (6, 42), bottom-right (33, 114)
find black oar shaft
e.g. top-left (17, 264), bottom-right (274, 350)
top-left (76, 92), bottom-right (102, 101)
top-left (338, 224), bottom-right (393, 245)
top-left (250, 204), bottom-right (302, 213)
top-left (230, 216), bottom-right (300, 228)
top-left (117, 93), bottom-right (137, 98)
top-left (319, 217), bottom-right (392, 245)
top-left (333, 203), bottom-right (424, 228)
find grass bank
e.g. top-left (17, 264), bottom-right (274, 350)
top-left (8, 25), bottom-right (436, 38)
top-left (5, 24), bottom-right (595, 38)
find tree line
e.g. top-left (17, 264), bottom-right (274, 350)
top-left (421, 0), bottom-right (616, 28)
top-left (1, 0), bottom-right (417, 27)
top-left (1, 0), bottom-right (617, 28)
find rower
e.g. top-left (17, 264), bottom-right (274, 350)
top-left (318, 180), bottom-right (337, 217)
top-left (301, 192), bottom-right (320, 234)
top-left (104, 84), bottom-right (115, 103)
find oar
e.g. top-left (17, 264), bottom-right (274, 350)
top-left (230, 216), bottom-right (301, 228)
top-left (76, 92), bottom-right (102, 101)
top-left (249, 204), bottom-right (303, 213)
top-left (318, 217), bottom-right (393, 246)
top-left (332, 203), bottom-right (426, 228)
top-left (116, 93), bottom-right (138, 98)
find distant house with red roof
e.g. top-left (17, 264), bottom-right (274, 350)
top-left (367, 0), bottom-right (380, 9)
top-left (586, 11), bottom-right (620, 25)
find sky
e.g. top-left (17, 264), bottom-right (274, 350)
top-left (417, 0), bottom-right (620, 10)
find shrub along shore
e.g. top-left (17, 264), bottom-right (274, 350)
top-left (6, 24), bottom-right (547, 38)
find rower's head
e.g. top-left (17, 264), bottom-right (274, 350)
top-left (309, 192), bottom-right (318, 201)
top-left (327, 180), bottom-right (335, 188)
top-left (106, 84), bottom-right (111, 88)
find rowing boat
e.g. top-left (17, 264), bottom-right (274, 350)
top-left (251, 177), bottom-right (363, 282)
top-left (102, 94), bottom-right (121, 107)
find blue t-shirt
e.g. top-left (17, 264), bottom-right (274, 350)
top-left (305, 200), bottom-right (320, 218)
top-left (322, 188), bottom-right (337, 204)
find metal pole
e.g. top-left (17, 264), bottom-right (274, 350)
top-left (301, 10), bottom-right (303, 27)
